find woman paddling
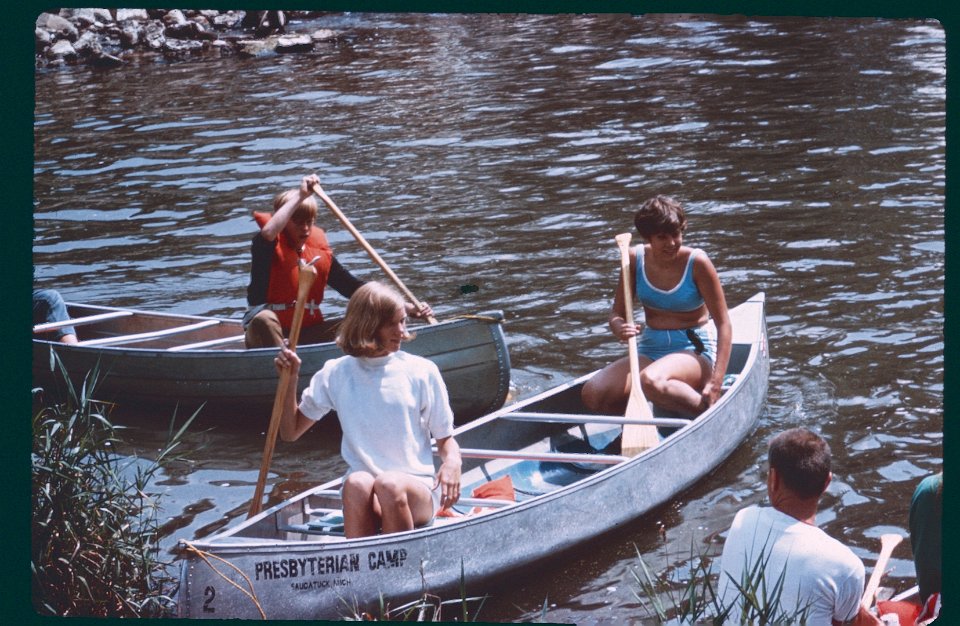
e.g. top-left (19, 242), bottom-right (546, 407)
top-left (581, 195), bottom-right (731, 416)
top-left (273, 281), bottom-right (461, 538)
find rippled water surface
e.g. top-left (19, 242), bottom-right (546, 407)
top-left (33, 13), bottom-right (943, 623)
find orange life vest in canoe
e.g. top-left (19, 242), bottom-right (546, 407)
top-left (253, 211), bottom-right (333, 330)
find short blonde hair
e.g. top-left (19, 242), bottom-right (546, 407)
top-left (273, 189), bottom-right (318, 223)
top-left (336, 282), bottom-right (414, 357)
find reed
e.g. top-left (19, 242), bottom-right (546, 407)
top-left (340, 559), bottom-right (489, 621)
top-left (630, 539), bottom-right (812, 625)
top-left (31, 354), bottom-right (197, 617)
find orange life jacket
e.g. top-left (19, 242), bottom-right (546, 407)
top-left (253, 212), bottom-right (333, 329)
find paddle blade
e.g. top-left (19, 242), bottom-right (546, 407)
top-left (862, 533), bottom-right (905, 609)
top-left (622, 389), bottom-right (659, 457)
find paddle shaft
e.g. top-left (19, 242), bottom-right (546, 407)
top-left (861, 533), bottom-right (904, 609)
top-left (310, 182), bottom-right (438, 324)
top-left (618, 234), bottom-right (652, 411)
top-left (248, 264), bottom-right (318, 518)
top-left (616, 233), bottom-right (658, 455)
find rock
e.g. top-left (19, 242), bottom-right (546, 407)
top-left (116, 9), bottom-right (149, 22)
top-left (144, 20), bottom-right (166, 50)
top-left (236, 38), bottom-right (277, 57)
top-left (35, 27), bottom-right (52, 53)
top-left (166, 20), bottom-right (217, 41)
top-left (119, 22), bottom-right (143, 48)
top-left (36, 13), bottom-right (79, 41)
top-left (72, 30), bottom-right (102, 56)
top-left (212, 11), bottom-right (245, 30)
top-left (163, 39), bottom-right (205, 56)
top-left (163, 9), bottom-right (188, 27)
top-left (210, 39), bottom-right (232, 53)
top-left (59, 9), bottom-right (95, 28)
top-left (93, 9), bottom-right (114, 24)
top-left (47, 39), bottom-right (77, 60)
top-left (276, 34), bottom-right (313, 53)
top-left (311, 29), bottom-right (337, 42)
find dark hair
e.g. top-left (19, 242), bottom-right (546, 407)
top-left (767, 428), bottom-right (831, 499)
top-left (633, 195), bottom-right (687, 239)
top-left (336, 282), bottom-right (414, 357)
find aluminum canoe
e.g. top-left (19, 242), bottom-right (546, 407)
top-left (174, 293), bottom-right (768, 620)
top-left (32, 303), bottom-right (511, 422)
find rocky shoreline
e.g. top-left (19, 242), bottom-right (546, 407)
top-left (36, 9), bottom-right (338, 69)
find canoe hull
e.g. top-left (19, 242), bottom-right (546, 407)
top-left (32, 306), bottom-right (511, 422)
top-left (175, 294), bottom-right (768, 620)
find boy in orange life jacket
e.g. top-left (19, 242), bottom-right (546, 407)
top-left (243, 174), bottom-right (433, 348)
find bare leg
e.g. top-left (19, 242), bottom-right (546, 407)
top-left (581, 354), bottom-right (654, 414)
top-left (342, 472), bottom-right (380, 538)
top-left (639, 352), bottom-right (712, 415)
top-left (373, 472), bottom-right (435, 534)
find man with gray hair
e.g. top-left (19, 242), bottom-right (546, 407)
top-left (717, 428), bottom-right (881, 625)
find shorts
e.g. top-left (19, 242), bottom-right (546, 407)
top-left (638, 324), bottom-right (716, 365)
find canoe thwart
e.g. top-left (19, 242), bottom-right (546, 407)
top-left (503, 412), bottom-right (692, 428)
top-left (78, 319), bottom-right (222, 347)
top-left (303, 490), bottom-right (516, 510)
top-left (439, 447), bottom-right (628, 465)
top-left (33, 309), bottom-right (133, 333)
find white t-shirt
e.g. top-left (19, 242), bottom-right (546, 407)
top-left (717, 506), bottom-right (865, 626)
top-left (299, 351), bottom-right (455, 489)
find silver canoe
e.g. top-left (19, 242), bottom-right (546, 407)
top-left (175, 293), bottom-right (768, 620)
top-left (32, 303), bottom-right (511, 422)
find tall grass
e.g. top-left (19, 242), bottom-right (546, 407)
top-left (31, 355), bottom-right (196, 617)
top-left (340, 559), bottom-right (490, 621)
top-left (631, 540), bottom-right (812, 625)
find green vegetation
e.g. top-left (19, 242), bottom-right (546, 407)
top-left (31, 356), bottom-right (195, 617)
top-left (631, 540), bottom-right (811, 625)
top-left (341, 560), bottom-right (490, 621)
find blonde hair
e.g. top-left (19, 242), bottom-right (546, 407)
top-left (336, 282), bottom-right (414, 357)
top-left (273, 188), bottom-right (318, 223)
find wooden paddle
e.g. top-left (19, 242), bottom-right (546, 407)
top-left (861, 532), bottom-right (904, 610)
top-left (310, 182), bottom-right (438, 324)
top-left (248, 263), bottom-right (318, 518)
top-left (616, 233), bottom-right (660, 456)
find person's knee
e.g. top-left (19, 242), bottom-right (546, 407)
top-left (343, 472), bottom-right (375, 499)
top-left (639, 368), bottom-right (669, 397)
top-left (245, 310), bottom-right (283, 348)
top-left (580, 379), bottom-right (603, 411)
top-left (373, 474), bottom-right (409, 507)
top-left (344, 471), bottom-right (374, 488)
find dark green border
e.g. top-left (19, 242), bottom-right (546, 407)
top-left (11, 2), bottom-right (954, 624)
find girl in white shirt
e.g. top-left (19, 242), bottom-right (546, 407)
top-left (274, 281), bottom-right (461, 538)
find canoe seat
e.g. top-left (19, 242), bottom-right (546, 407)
top-left (438, 475), bottom-right (517, 518)
top-left (278, 511), bottom-right (345, 536)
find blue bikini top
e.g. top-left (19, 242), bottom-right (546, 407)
top-left (634, 245), bottom-right (705, 313)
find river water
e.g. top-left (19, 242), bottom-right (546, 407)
top-left (32, 13), bottom-right (944, 623)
